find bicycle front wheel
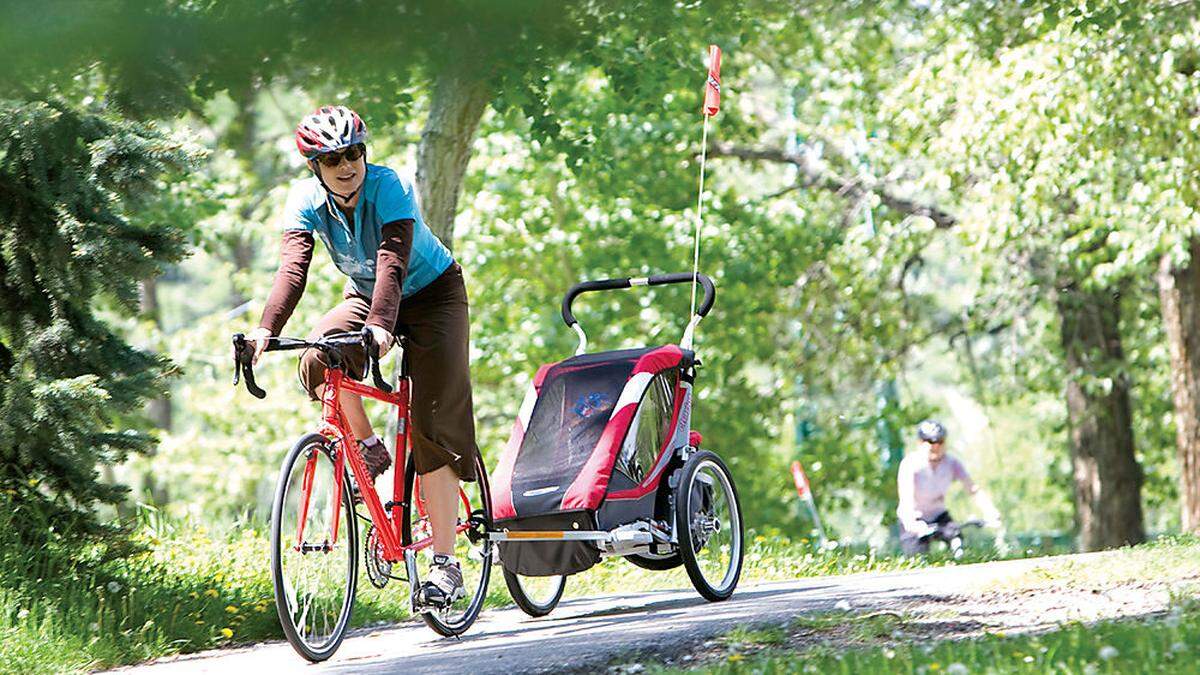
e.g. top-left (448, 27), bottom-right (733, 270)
top-left (401, 452), bottom-right (493, 636)
top-left (270, 433), bottom-right (358, 662)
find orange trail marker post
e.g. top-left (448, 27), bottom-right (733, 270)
top-left (791, 460), bottom-right (827, 545)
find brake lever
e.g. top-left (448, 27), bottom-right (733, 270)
top-left (360, 326), bottom-right (394, 394)
top-left (242, 361), bottom-right (267, 399)
top-left (231, 333), bottom-right (267, 399)
top-left (232, 334), bottom-right (244, 387)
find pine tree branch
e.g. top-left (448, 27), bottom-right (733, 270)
top-left (709, 141), bottom-right (959, 229)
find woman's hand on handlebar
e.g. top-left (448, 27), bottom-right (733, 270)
top-left (247, 327), bottom-right (272, 365)
top-left (366, 323), bottom-right (394, 359)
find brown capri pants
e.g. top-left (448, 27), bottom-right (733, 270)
top-left (299, 263), bottom-right (478, 481)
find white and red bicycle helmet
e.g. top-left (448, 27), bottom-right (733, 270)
top-left (295, 105), bottom-right (368, 160)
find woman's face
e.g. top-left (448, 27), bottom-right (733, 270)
top-left (315, 144), bottom-right (366, 200)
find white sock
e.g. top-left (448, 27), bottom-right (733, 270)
top-left (363, 434), bottom-right (382, 446)
top-left (435, 554), bottom-right (458, 566)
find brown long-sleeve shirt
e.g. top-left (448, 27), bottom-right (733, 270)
top-left (258, 218), bottom-right (415, 336)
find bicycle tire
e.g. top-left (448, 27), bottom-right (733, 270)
top-left (502, 569), bottom-right (566, 617)
top-left (270, 433), bottom-right (358, 662)
top-left (674, 450), bottom-right (744, 601)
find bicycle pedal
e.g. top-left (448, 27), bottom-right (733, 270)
top-left (413, 583), bottom-right (461, 610)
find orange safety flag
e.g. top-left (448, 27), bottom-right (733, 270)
top-left (791, 460), bottom-right (812, 501)
top-left (703, 44), bottom-right (722, 116)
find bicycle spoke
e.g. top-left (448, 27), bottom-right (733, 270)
top-left (272, 436), bottom-right (356, 660)
top-left (691, 462), bottom-right (738, 590)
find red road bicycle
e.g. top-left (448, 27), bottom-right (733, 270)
top-left (232, 329), bottom-right (493, 662)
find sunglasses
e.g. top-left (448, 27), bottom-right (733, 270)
top-left (314, 143), bottom-right (365, 168)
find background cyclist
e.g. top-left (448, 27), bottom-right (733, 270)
top-left (897, 419), bottom-right (1002, 556)
top-left (246, 105), bottom-right (476, 606)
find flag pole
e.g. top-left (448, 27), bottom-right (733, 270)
top-left (688, 113), bottom-right (709, 325)
top-left (685, 45), bottom-right (722, 351)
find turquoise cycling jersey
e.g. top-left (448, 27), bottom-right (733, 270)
top-left (281, 163), bottom-right (454, 298)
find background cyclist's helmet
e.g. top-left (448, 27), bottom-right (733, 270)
top-left (916, 419), bottom-right (947, 444)
top-left (295, 105), bottom-right (368, 159)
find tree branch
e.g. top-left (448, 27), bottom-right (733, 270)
top-left (709, 142), bottom-right (959, 229)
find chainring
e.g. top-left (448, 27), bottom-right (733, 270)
top-left (364, 525), bottom-right (392, 589)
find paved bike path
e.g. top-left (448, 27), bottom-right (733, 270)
top-left (110, 556), bottom-right (1082, 675)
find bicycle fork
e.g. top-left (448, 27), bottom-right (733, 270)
top-left (293, 443), bottom-right (346, 553)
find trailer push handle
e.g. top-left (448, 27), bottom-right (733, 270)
top-left (560, 272), bottom-right (715, 354)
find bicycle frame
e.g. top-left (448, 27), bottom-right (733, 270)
top-left (293, 362), bottom-right (471, 564)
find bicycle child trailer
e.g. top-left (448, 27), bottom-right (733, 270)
top-left (488, 272), bottom-right (744, 614)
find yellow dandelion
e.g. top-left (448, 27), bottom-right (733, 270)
top-left (204, 589), bottom-right (219, 598)
top-left (220, 628), bottom-right (233, 639)
top-left (225, 605), bottom-right (239, 613)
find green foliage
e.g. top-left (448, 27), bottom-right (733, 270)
top-left (0, 97), bottom-right (202, 552)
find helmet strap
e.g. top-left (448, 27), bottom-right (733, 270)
top-left (309, 146), bottom-right (367, 207)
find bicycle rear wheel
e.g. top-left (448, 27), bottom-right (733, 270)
top-left (502, 570), bottom-right (566, 617)
top-left (270, 433), bottom-right (358, 662)
top-left (401, 453), bottom-right (493, 636)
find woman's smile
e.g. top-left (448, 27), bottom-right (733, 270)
top-left (319, 157), bottom-right (365, 201)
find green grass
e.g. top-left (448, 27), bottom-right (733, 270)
top-left (723, 624), bottom-right (789, 648)
top-left (0, 514), bottom-right (415, 674)
top-left (975, 535), bottom-right (1200, 595)
top-left (658, 601), bottom-right (1200, 674)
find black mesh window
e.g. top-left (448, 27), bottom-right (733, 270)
top-left (511, 357), bottom-right (639, 513)
top-left (614, 371), bottom-right (677, 483)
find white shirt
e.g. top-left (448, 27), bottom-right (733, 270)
top-left (896, 449), bottom-right (974, 534)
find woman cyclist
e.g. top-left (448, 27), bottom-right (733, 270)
top-left (897, 420), bottom-right (1002, 556)
top-left (246, 105), bottom-right (474, 606)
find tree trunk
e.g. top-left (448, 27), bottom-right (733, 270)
top-left (227, 95), bottom-right (260, 308)
top-left (140, 275), bottom-right (172, 432)
top-left (139, 275), bottom-right (171, 506)
top-left (1157, 243), bottom-right (1200, 533)
top-left (416, 63), bottom-right (493, 249)
top-left (1056, 283), bottom-right (1145, 550)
